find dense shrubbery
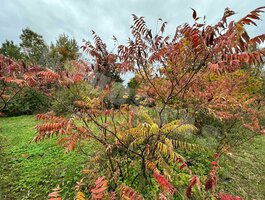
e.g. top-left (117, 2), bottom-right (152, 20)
top-left (4, 88), bottom-right (51, 116)
top-left (51, 82), bottom-right (99, 115)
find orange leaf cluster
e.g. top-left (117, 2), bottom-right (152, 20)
top-left (91, 176), bottom-right (108, 200)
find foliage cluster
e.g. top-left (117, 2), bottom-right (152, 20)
top-left (0, 30), bottom-right (81, 116)
top-left (4, 88), bottom-right (51, 116)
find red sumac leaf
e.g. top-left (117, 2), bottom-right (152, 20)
top-left (191, 8), bottom-right (197, 20)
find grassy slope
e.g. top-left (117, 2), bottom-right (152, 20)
top-left (0, 115), bottom-right (90, 200)
top-left (219, 135), bottom-right (265, 199)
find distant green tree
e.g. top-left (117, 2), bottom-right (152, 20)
top-left (19, 28), bottom-right (47, 64)
top-left (108, 70), bottom-right (123, 83)
top-left (0, 40), bottom-right (23, 60)
top-left (50, 34), bottom-right (79, 65)
top-left (127, 77), bottom-right (140, 105)
top-left (109, 82), bottom-right (127, 108)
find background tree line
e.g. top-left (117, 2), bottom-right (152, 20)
top-left (0, 28), bottom-right (79, 68)
top-left (0, 28), bottom-right (139, 116)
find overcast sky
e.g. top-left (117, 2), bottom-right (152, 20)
top-left (1, 0), bottom-right (265, 48)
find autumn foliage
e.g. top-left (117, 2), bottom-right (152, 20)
top-left (31, 7), bottom-right (265, 199)
top-left (0, 55), bottom-right (56, 114)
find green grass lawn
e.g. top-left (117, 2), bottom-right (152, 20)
top-left (0, 115), bottom-right (91, 200)
top-left (0, 115), bottom-right (264, 199)
top-left (219, 135), bottom-right (265, 199)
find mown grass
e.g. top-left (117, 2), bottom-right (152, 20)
top-left (0, 115), bottom-right (264, 199)
top-left (219, 135), bottom-right (265, 199)
top-left (0, 115), bottom-right (91, 200)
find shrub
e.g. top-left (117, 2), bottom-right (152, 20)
top-left (4, 88), bottom-right (51, 116)
top-left (51, 82), bottom-right (99, 115)
top-left (35, 7), bottom-right (265, 199)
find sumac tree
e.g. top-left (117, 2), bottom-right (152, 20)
top-left (36, 7), bottom-right (265, 199)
